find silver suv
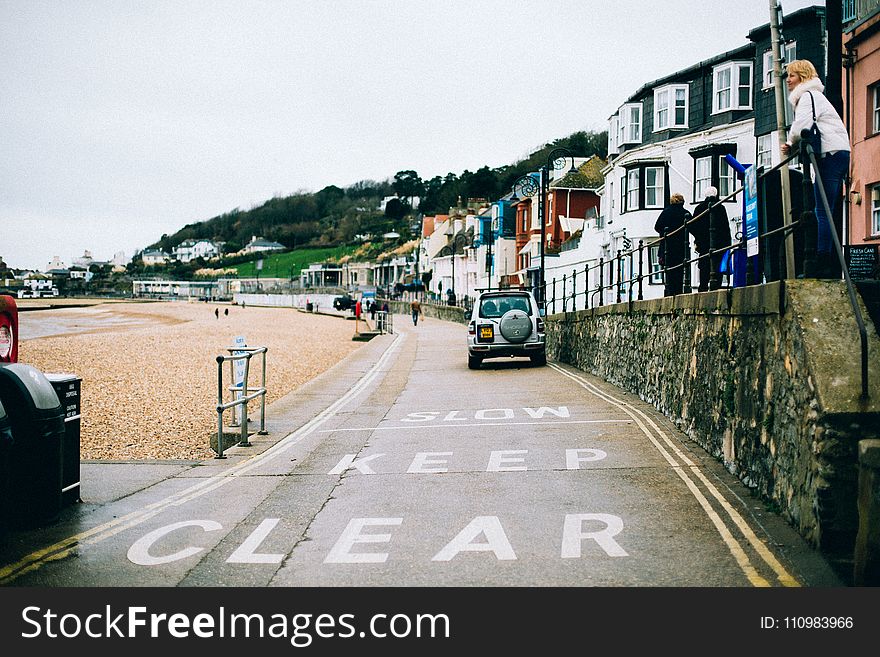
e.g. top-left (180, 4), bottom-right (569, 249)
top-left (467, 290), bottom-right (546, 369)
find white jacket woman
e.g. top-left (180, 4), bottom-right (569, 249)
top-left (780, 60), bottom-right (850, 270)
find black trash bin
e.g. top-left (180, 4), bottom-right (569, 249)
top-left (0, 364), bottom-right (64, 527)
top-left (45, 373), bottom-right (82, 506)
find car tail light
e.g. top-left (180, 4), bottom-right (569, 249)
top-left (0, 295), bottom-right (19, 363)
top-left (537, 317), bottom-right (544, 334)
top-left (468, 321), bottom-right (476, 335)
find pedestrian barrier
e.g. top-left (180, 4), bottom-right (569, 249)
top-left (376, 310), bottom-right (394, 334)
top-left (214, 345), bottom-right (268, 458)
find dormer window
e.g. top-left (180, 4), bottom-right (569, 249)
top-left (653, 85), bottom-right (688, 130)
top-left (712, 62), bottom-right (753, 113)
top-left (608, 115), bottom-right (620, 155)
top-left (618, 103), bottom-right (642, 145)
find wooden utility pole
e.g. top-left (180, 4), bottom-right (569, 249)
top-left (770, 0), bottom-right (796, 279)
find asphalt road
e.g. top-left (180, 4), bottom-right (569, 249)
top-left (0, 315), bottom-right (843, 587)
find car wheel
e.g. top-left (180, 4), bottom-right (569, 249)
top-left (468, 355), bottom-right (482, 370)
top-left (530, 353), bottom-right (547, 366)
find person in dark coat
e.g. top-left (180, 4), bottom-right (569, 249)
top-left (690, 186), bottom-right (732, 291)
top-left (654, 193), bottom-right (692, 296)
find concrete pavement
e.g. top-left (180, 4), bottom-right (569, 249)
top-left (0, 314), bottom-right (843, 586)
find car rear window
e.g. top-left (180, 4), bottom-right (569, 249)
top-left (479, 295), bottom-right (531, 318)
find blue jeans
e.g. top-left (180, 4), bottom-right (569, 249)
top-left (813, 150), bottom-right (849, 255)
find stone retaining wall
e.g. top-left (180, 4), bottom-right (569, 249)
top-left (545, 280), bottom-right (880, 569)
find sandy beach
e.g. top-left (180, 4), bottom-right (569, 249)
top-left (16, 301), bottom-right (363, 461)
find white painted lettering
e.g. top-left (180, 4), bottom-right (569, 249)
top-left (324, 518), bottom-right (403, 564)
top-left (487, 450), bottom-right (527, 472)
top-left (475, 408), bottom-right (515, 420)
top-left (432, 516), bottom-right (517, 561)
top-left (561, 514), bottom-right (628, 558)
top-left (226, 518), bottom-right (286, 564)
top-left (443, 411), bottom-right (466, 421)
top-left (400, 412), bottom-right (440, 422)
top-left (328, 453), bottom-right (385, 475)
top-left (127, 520), bottom-right (222, 566)
top-left (565, 448), bottom-right (608, 469)
top-left (523, 406), bottom-right (570, 418)
top-left (407, 452), bottom-right (453, 474)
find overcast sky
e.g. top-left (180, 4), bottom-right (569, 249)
top-left (1, 0), bottom-right (820, 271)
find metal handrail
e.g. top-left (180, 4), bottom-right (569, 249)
top-left (376, 310), bottom-right (394, 334)
top-left (801, 135), bottom-right (869, 400)
top-left (215, 345), bottom-right (268, 458)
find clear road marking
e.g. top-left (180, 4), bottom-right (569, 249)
top-left (320, 419), bottom-right (632, 432)
top-left (0, 334), bottom-right (405, 584)
top-left (549, 362), bottom-right (799, 587)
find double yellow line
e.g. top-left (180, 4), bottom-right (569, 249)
top-left (549, 362), bottom-right (799, 587)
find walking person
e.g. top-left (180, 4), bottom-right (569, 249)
top-left (410, 298), bottom-right (422, 326)
top-left (214, 308), bottom-right (219, 319)
top-left (690, 187), bottom-right (731, 291)
top-left (654, 193), bottom-right (691, 296)
top-left (781, 59), bottom-right (850, 278)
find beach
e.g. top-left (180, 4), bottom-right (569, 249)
top-left (16, 301), bottom-right (363, 460)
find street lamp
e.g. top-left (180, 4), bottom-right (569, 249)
top-left (510, 147), bottom-right (578, 308)
top-left (445, 219), bottom-right (456, 305)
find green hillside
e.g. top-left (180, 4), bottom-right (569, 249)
top-left (233, 246), bottom-right (357, 278)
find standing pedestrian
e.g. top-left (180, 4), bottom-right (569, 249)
top-left (215, 308), bottom-right (219, 319)
top-left (370, 300), bottom-right (377, 321)
top-left (410, 298), bottom-right (422, 326)
top-left (781, 59), bottom-right (850, 278)
top-left (690, 187), bottom-right (731, 291)
top-left (654, 193), bottom-right (691, 296)
top-left (224, 308), bottom-right (229, 316)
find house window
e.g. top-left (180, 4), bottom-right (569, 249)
top-left (645, 167), bottom-right (665, 208)
top-left (608, 116), bottom-right (620, 155)
top-left (619, 103), bottom-right (642, 144)
top-left (626, 169), bottom-right (640, 211)
top-left (620, 175), bottom-right (626, 212)
top-left (763, 42), bottom-right (796, 89)
top-left (694, 157), bottom-right (711, 201)
top-left (654, 85), bottom-right (688, 130)
top-left (718, 158), bottom-right (736, 199)
top-left (873, 84), bottom-right (880, 135)
top-left (648, 244), bottom-right (663, 284)
top-left (757, 134), bottom-right (773, 169)
top-left (843, 0), bottom-right (856, 22)
top-left (713, 62), bottom-right (753, 113)
top-left (872, 185), bottom-right (880, 236)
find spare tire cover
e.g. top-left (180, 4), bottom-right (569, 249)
top-left (498, 309), bottom-right (532, 343)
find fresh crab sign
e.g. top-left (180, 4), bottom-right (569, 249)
top-left (0, 295), bottom-right (18, 363)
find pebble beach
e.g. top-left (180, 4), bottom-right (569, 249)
top-left (16, 301), bottom-right (363, 461)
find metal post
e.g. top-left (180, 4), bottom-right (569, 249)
top-left (239, 354), bottom-right (251, 447)
top-left (259, 349), bottom-right (267, 435)
top-left (770, 0), bottom-right (795, 278)
top-left (637, 240), bottom-right (644, 300)
top-left (598, 257), bottom-right (604, 306)
top-left (571, 269), bottom-right (577, 312)
top-left (616, 250), bottom-right (622, 304)
top-left (215, 356), bottom-right (226, 459)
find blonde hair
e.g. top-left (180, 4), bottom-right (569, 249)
top-left (669, 193), bottom-right (685, 205)
top-left (786, 59), bottom-right (818, 83)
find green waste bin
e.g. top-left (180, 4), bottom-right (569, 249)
top-left (0, 364), bottom-right (64, 527)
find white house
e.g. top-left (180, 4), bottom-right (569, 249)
top-left (242, 236), bottom-right (285, 255)
top-left (173, 239), bottom-right (222, 263)
top-left (141, 249), bottom-right (171, 266)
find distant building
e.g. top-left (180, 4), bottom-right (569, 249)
top-left (242, 235), bottom-right (285, 255)
top-left (173, 239), bottom-right (222, 263)
top-left (45, 255), bottom-right (66, 272)
top-left (112, 250), bottom-right (127, 266)
top-left (141, 249), bottom-right (171, 266)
